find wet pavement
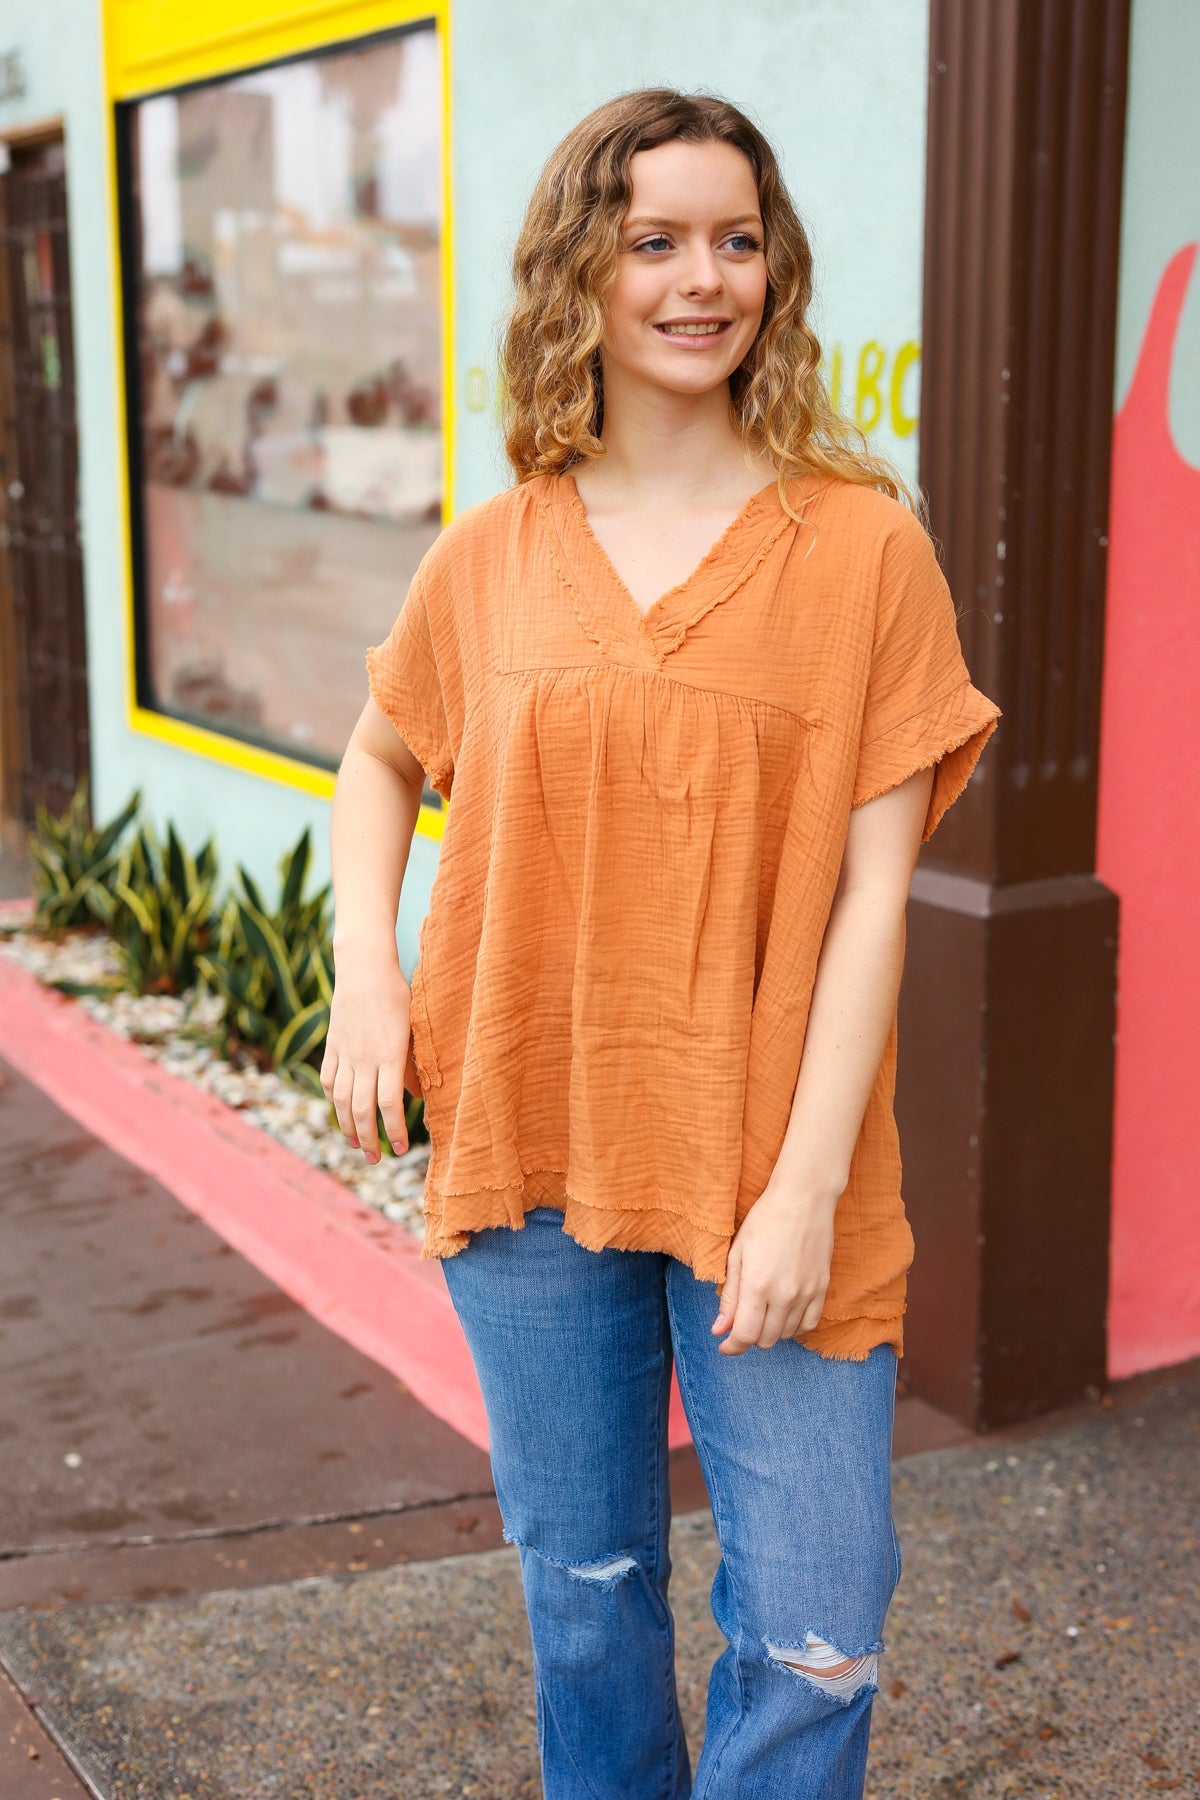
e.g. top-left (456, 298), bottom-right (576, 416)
top-left (0, 1055), bottom-right (501, 1590)
top-left (1, 1049), bottom-right (1196, 1797)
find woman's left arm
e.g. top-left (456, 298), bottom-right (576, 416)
top-left (714, 764), bottom-right (935, 1356)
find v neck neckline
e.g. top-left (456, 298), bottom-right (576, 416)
top-left (538, 469), bottom-right (826, 668)
top-left (560, 472), bottom-right (782, 625)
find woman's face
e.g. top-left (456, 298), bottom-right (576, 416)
top-left (602, 138), bottom-right (767, 402)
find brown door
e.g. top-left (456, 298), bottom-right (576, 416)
top-left (0, 131), bottom-right (90, 890)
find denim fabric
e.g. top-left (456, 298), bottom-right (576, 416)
top-left (440, 1206), bottom-right (903, 1800)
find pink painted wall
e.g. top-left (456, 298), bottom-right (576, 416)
top-left (1097, 243), bottom-right (1200, 1377)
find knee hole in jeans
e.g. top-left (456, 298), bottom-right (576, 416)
top-left (564, 1553), bottom-right (638, 1585)
top-left (514, 1539), bottom-right (639, 1589)
top-left (764, 1631), bottom-right (880, 1701)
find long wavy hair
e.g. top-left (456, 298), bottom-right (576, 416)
top-left (499, 89), bottom-right (925, 524)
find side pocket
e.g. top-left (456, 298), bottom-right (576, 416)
top-left (409, 954), bottom-right (442, 1089)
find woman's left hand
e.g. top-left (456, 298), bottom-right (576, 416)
top-left (711, 1180), bottom-right (838, 1355)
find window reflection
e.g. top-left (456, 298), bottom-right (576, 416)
top-left (125, 23), bottom-right (442, 768)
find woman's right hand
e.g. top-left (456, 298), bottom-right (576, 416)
top-left (321, 949), bottom-right (422, 1160)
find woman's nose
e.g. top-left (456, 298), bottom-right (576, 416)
top-left (679, 243), bottom-right (723, 297)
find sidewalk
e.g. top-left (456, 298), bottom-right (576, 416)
top-left (0, 1008), bottom-right (1196, 1795)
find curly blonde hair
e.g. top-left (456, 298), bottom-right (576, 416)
top-left (499, 88), bottom-right (925, 524)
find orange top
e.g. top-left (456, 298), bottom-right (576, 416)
top-left (365, 469), bottom-right (1000, 1359)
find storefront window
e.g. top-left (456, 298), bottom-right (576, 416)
top-left (120, 22), bottom-right (442, 773)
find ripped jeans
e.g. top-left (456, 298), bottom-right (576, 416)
top-left (440, 1206), bottom-right (903, 1800)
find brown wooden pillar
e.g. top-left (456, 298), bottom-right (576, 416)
top-left (897, 0), bottom-right (1131, 1429)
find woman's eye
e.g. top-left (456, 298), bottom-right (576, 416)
top-left (629, 231), bottom-right (761, 254)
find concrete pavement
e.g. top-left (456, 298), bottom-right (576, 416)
top-left (0, 1050), bottom-right (1196, 1797)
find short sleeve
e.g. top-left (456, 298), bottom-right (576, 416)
top-left (852, 510), bottom-right (1001, 841)
top-left (365, 567), bottom-right (455, 800)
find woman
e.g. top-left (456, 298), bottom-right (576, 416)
top-left (327, 89), bottom-right (999, 1800)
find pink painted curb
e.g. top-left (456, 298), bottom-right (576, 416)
top-left (0, 911), bottom-right (693, 1455)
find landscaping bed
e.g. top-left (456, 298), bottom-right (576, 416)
top-left (0, 896), bottom-right (430, 1241)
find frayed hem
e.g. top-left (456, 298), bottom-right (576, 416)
top-left (423, 1173), bottom-right (734, 1278)
top-left (797, 1340), bottom-right (875, 1363)
top-left (418, 1182), bottom-right (905, 1361)
top-left (851, 682), bottom-right (1000, 841)
top-left (364, 648), bottom-right (455, 800)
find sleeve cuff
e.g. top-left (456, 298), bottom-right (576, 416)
top-left (365, 644), bottom-right (455, 801)
top-left (851, 678), bottom-right (1001, 842)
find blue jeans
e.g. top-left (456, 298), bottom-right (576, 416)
top-left (440, 1207), bottom-right (902, 1800)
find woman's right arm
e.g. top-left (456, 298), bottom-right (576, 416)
top-left (324, 695), bottom-right (428, 1161)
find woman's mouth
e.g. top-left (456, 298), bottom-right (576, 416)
top-left (653, 319), bottom-right (732, 344)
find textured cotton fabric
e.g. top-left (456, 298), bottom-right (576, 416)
top-left (364, 470), bottom-right (1001, 1359)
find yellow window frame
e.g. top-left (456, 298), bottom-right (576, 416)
top-left (103, 0), bottom-right (453, 842)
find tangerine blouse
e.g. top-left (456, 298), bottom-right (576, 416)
top-left (364, 469), bottom-right (1001, 1359)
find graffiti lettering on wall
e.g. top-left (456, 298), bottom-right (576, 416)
top-left (463, 339), bottom-right (921, 440)
top-left (824, 340), bottom-right (920, 438)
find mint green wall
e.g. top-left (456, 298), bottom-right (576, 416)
top-left (0, 0), bottom-right (930, 972)
top-left (452, 0), bottom-right (930, 508)
top-left (1114, 0), bottom-right (1200, 452)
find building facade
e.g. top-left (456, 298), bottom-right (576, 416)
top-left (0, 0), bottom-right (1194, 1421)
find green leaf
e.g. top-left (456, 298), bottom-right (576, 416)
top-left (312, 939), bottom-right (334, 1006)
top-left (136, 824), bottom-right (157, 876)
top-left (169, 882), bottom-right (213, 969)
top-left (244, 963), bottom-right (269, 1010)
top-left (291, 936), bottom-right (315, 996)
top-left (237, 899), bottom-right (301, 1016)
top-left (194, 953), bottom-right (225, 993)
top-left (112, 879), bottom-right (156, 938)
top-left (235, 1002), bottom-right (271, 1043)
top-left (166, 823), bottom-right (194, 901)
top-left (274, 999), bottom-right (329, 1069)
top-left (237, 866), bottom-right (267, 914)
top-left (82, 879), bottom-right (117, 925)
top-left (91, 789), bottom-right (142, 863)
top-left (28, 839), bottom-right (69, 895)
top-left (279, 828), bottom-right (311, 915)
top-left (282, 1061), bottom-right (326, 1099)
top-left (45, 975), bottom-right (125, 998)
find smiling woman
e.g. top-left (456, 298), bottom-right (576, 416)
top-left (333, 86), bottom-right (999, 1800)
top-left (574, 138), bottom-right (774, 607)
top-left (499, 89), bottom-right (918, 527)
